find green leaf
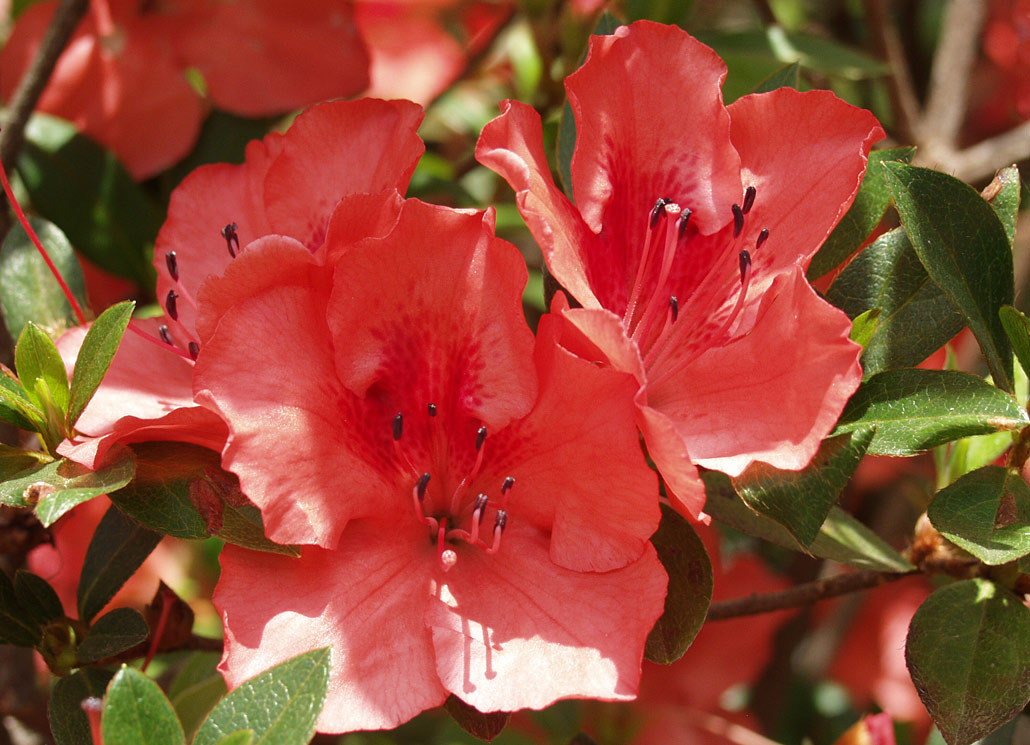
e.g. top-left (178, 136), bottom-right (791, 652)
top-left (983, 166), bottom-right (1021, 246)
top-left (19, 113), bottom-right (161, 286)
top-left (444, 695), bottom-right (510, 742)
top-left (101, 666), bottom-right (186, 745)
top-left (906, 579), bottom-right (1030, 745)
top-left (849, 307), bottom-right (881, 350)
top-left (76, 607), bottom-right (150, 663)
top-left (77, 505), bottom-right (162, 623)
top-left (0, 569), bottom-right (41, 646)
top-left (624, 0), bottom-right (693, 24)
top-left (50, 668), bottom-right (114, 745)
top-left (826, 227), bottom-right (966, 375)
top-left (1000, 305), bottom-right (1030, 381)
top-left (882, 162), bottom-right (1015, 392)
top-left (0, 450), bottom-right (135, 525)
top-left (834, 369), bottom-right (1028, 456)
top-left (0, 365), bottom-right (42, 431)
top-left (733, 428), bottom-right (874, 547)
top-left (809, 147), bottom-right (916, 280)
top-left (110, 442), bottom-right (298, 556)
top-left (0, 216), bottom-right (87, 341)
top-left (169, 652), bottom-right (229, 741)
top-left (702, 470), bottom-right (914, 572)
top-left (928, 466), bottom-right (1030, 565)
top-left (645, 504), bottom-right (713, 664)
top-left (14, 570), bottom-right (64, 625)
top-left (752, 61), bottom-right (800, 93)
top-left (193, 648), bottom-right (330, 745)
top-left (16, 321), bottom-right (70, 419)
top-left (68, 300), bottom-right (135, 428)
top-left (215, 732), bottom-right (255, 745)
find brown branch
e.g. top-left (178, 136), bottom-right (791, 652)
top-left (864, 0), bottom-right (920, 143)
top-left (706, 569), bottom-right (916, 621)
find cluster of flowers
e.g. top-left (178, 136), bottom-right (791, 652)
top-left (50, 20), bottom-right (882, 733)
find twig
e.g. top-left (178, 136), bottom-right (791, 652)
top-left (864, 0), bottom-right (920, 143)
top-left (941, 120), bottom-right (1030, 182)
top-left (706, 569), bottom-right (916, 621)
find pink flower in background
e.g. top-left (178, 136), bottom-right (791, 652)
top-left (194, 194), bottom-right (666, 732)
top-left (477, 21), bottom-right (882, 520)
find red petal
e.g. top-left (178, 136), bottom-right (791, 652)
top-left (636, 402), bottom-right (707, 522)
top-left (216, 521), bottom-right (445, 733)
top-left (264, 99), bottom-right (425, 249)
top-left (649, 267), bottom-right (862, 476)
top-left (727, 87), bottom-right (884, 275)
top-left (426, 523), bottom-right (666, 712)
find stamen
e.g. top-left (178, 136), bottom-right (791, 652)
top-left (417, 472), bottom-right (431, 500)
top-left (732, 204), bottom-right (744, 238)
top-left (188, 341), bottom-right (199, 360)
top-left (649, 197), bottom-right (668, 228)
top-left (624, 198), bottom-right (672, 331)
top-left (501, 476), bottom-right (514, 495)
top-left (166, 290), bottom-right (179, 321)
top-left (631, 202), bottom-right (683, 345)
top-left (470, 493), bottom-right (488, 544)
top-left (677, 209), bottom-right (692, 239)
top-left (475, 425), bottom-right (487, 451)
top-left (158, 324), bottom-right (172, 345)
top-left (221, 222), bottom-right (240, 258)
top-left (742, 185), bottom-right (757, 214)
top-left (486, 510), bottom-right (507, 554)
top-left (669, 296), bottom-right (679, 322)
top-left (126, 322), bottom-right (194, 361)
top-left (165, 251), bottom-right (179, 281)
top-left (412, 473), bottom-right (431, 523)
top-left (392, 412), bottom-right (403, 441)
top-left (756, 228), bottom-right (769, 250)
top-left (739, 249), bottom-right (751, 283)
top-left (392, 413), bottom-right (418, 477)
top-left (451, 425), bottom-right (487, 513)
top-left (427, 402), bottom-right (437, 417)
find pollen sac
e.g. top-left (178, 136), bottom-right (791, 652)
top-left (188, 342), bottom-right (200, 360)
top-left (742, 185), bottom-right (757, 214)
top-left (158, 324), bottom-right (172, 345)
top-left (494, 510), bottom-right (508, 532)
top-left (221, 222), bottom-right (240, 258)
top-left (475, 425), bottom-right (487, 451)
top-left (392, 412), bottom-right (404, 441)
top-left (474, 493), bottom-right (489, 518)
top-left (669, 296), bottom-right (679, 322)
top-left (501, 476), bottom-right (515, 495)
top-left (165, 290), bottom-right (179, 321)
top-left (756, 228), bottom-right (770, 250)
top-left (732, 204), bottom-right (744, 237)
top-left (427, 402), bottom-right (437, 417)
top-left (676, 209), bottom-right (692, 239)
top-left (649, 197), bottom-right (669, 229)
top-left (416, 472), bottom-right (431, 500)
top-left (739, 249), bottom-right (752, 282)
top-left (165, 251), bottom-right (179, 281)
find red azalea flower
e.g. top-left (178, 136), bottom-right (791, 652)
top-left (57, 98), bottom-right (424, 468)
top-left (0, 0), bottom-right (369, 178)
top-left (193, 195), bottom-right (666, 731)
top-left (476, 21), bottom-right (883, 520)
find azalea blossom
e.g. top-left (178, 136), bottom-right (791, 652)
top-left (57, 98), bottom-right (425, 469)
top-left (193, 193), bottom-right (667, 731)
top-left (476, 20), bottom-right (883, 520)
top-left (0, 0), bottom-right (369, 178)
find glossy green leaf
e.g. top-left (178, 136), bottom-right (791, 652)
top-left (1000, 305), bottom-right (1030, 381)
top-left (77, 505), bottom-right (162, 623)
top-left (906, 579), bottom-right (1030, 745)
top-left (16, 321), bottom-right (70, 418)
top-left (834, 369), bottom-right (1028, 455)
top-left (50, 668), bottom-right (114, 745)
top-left (193, 648), bottom-right (330, 745)
top-left (169, 652), bottom-right (229, 741)
top-left (215, 732), bottom-right (255, 745)
top-left (827, 227), bottom-right (966, 375)
top-left (110, 442), bottom-right (298, 556)
top-left (809, 147), bottom-right (916, 280)
top-left (733, 428), bottom-right (874, 547)
top-left (0, 365), bottom-right (41, 431)
top-left (752, 61), bottom-right (800, 92)
top-left (444, 695), bottom-right (510, 742)
top-left (14, 570), bottom-right (64, 625)
top-left (0, 450), bottom-right (135, 525)
top-left (645, 504), bottom-right (713, 664)
top-left (882, 162), bottom-right (1015, 392)
top-left (0, 216), bottom-right (87, 341)
top-left (102, 666), bottom-right (186, 745)
top-left (19, 113), bottom-right (161, 286)
top-left (0, 568), bottom-right (40, 646)
top-left (849, 307), bottom-right (881, 349)
top-left (928, 466), bottom-right (1030, 565)
top-left (702, 470), bottom-right (915, 572)
top-left (983, 166), bottom-right (1021, 246)
top-left (76, 607), bottom-right (150, 663)
top-left (68, 300), bottom-right (134, 428)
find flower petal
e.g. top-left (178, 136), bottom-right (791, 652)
top-left (216, 521), bottom-right (445, 733)
top-left (426, 523), bottom-right (666, 712)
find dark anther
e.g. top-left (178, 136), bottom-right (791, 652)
top-left (416, 472), bottom-right (431, 500)
top-left (669, 296), bottom-right (679, 322)
top-left (494, 510), bottom-right (508, 532)
top-left (649, 198), bottom-right (669, 229)
top-left (677, 209), bottom-right (692, 239)
top-left (166, 290), bottom-right (179, 321)
top-left (756, 228), bottom-right (769, 250)
top-left (501, 476), bottom-right (515, 494)
top-left (165, 251), bottom-right (179, 281)
top-left (221, 222), bottom-right (240, 258)
top-left (732, 204), bottom-right (744, 238)
top-left (742, 185), bottom-right (757, 214)
top-left (392, 413), bottom-right (404, 441)
top-left (188, 342), bottom-right (200, 360)
top-left (739, 249), bottom-right (752, 283)
top-left (427, 403), bottom-right (437, 417)
top-left (474, 493), bottom-right (489, 519)
top-left (475, 425), bottom-right (487, 451)
top-left (158, 324), bottom-right (172, 345)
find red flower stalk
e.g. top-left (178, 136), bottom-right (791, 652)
top-left (0, 0), bottom-right (370, 178)
top-left (193, 194), bottom-right (667, 732)
top-left (476, 21), bottom-right (883, 520)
